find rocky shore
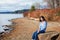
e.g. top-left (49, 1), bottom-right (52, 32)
top-left (0, 18), bottom-right (60, 40)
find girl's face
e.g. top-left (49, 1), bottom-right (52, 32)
top-left (40, 17), bottom-right (43, 21)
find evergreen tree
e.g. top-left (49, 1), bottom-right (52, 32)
top-left (30, 5), bottom-right (35, 12)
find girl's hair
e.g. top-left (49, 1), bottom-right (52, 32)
top-left (39, 16), bottom-right (46, 22)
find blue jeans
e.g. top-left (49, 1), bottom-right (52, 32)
top-left (32, 30), bottom-right (45, 40)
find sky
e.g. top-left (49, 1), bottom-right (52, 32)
top-left (0, 0), bottom-right (48, 12)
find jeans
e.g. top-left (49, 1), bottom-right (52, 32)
top-left (32, 30), bottom-right (45, 40)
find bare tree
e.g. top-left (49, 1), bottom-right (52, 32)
top-left (48, 0), bottom-right (60, 8)
top-left (47, 0), bottom-right (55, 8)
top-left (56, 0), bottom-right (60, 7)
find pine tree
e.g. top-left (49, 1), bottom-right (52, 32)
top-left (30, 5), bottom-right (35, 12)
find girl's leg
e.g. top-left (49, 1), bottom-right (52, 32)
top-left (32, 30), bottom-right (43, 40)
top-left (34, 30), bottom-right (45, 40)
top-left (32, 31), bottom-right (39, 40)
top-left (36, 30), bottom-right (45, 40)
top-left (32, 31), bottom-right (37, 39)
top-left (35, 31), bottom-right (39, 40)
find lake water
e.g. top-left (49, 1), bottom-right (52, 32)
top-left (0, 13), bottom-right (24, 26)
top-left (0, 13), bottom-right (24, 33)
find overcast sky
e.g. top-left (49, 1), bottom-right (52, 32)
top-left (0, 0), bottom-right (48, 12)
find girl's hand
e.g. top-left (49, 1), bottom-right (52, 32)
top-left (37, 29), bottom-right (40, 33)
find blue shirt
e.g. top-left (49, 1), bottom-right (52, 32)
top-left (39, 21), bottom-right (47, 31)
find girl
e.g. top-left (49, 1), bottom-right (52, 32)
top-left (32, 16), bottom-right (47, 40)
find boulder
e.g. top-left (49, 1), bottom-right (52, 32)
top-left (38, 31), bottom-right (60, 40)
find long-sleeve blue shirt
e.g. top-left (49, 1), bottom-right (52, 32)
top-left (39, 21), bottom-right (47, 31)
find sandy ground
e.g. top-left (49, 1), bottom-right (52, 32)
top-left (1, 18), bottom-right (60, 40)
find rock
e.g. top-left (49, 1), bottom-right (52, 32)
top-left (38, 31), bottom-right (60, 40)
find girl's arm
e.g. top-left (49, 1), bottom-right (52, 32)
top-left (37, 24), bottom-right (40, 33)
top-left (37, 28), bottom-right (40, 33)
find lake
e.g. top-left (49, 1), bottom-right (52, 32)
top-left (0, 13), bottom-right (24, 33)
top-left (0, 13), bottom-right (24, 26)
